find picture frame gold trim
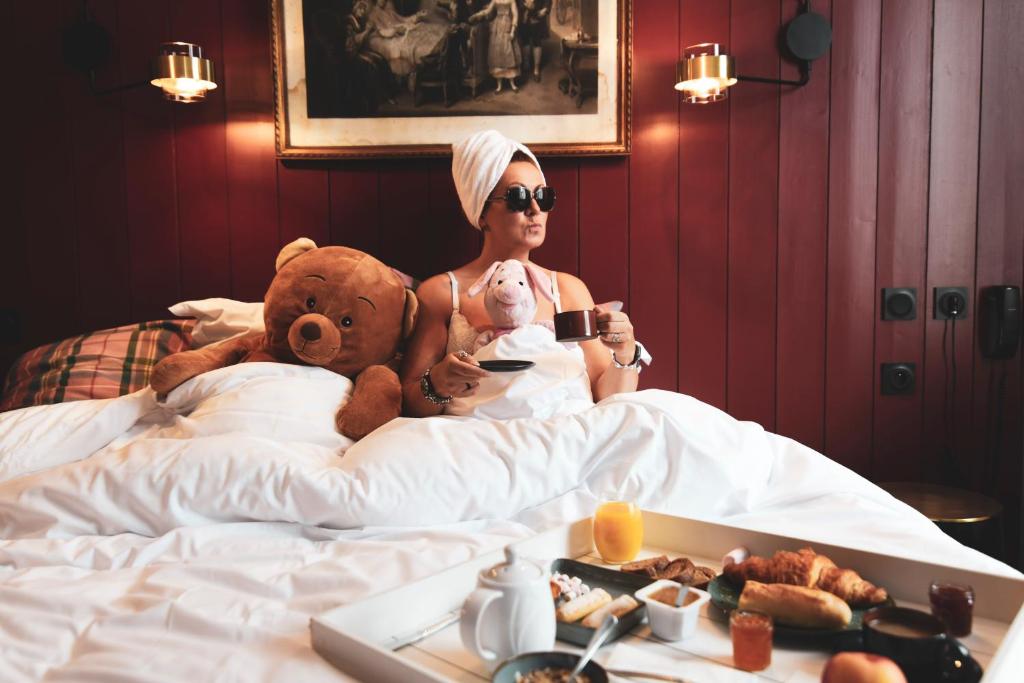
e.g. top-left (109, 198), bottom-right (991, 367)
top-left (270, 0), bottom-right (631, 158)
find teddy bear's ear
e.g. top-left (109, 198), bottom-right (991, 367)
top-left (275, 237), bottom-right (318, 272)
top-left (402, 288), bottom-right (419, 340)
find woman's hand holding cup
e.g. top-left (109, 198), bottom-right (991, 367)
top-left (594, 303), bottom-right (636, 365)
top-left (430, 351), bottom-right (490, 398)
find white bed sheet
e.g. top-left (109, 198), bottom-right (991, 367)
top-left (0, 363), bottom-right (1017, 682)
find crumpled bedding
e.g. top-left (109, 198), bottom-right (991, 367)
top-left (0, 361), bottom-right (1016, 682)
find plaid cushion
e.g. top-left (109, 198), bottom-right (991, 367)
top-left (0, 320), bottom-right (194, 412)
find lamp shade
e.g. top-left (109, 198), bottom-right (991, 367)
top-left (675, 43), bottom-right (736, 104)
top-left (150, 42), bottom-right (216, 103)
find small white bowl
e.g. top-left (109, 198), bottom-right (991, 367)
top-left (635, 580), bottom-right (711, 642)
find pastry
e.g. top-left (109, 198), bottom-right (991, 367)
top-left (690, 566), bottom-right (717, 590)
top-left (738, 580), bottom-right (853, 629)
top-left (621, 556), bottom-right (669, 575)
top-left (623, 555), bottom-right (717, 587)
top-left (816, 565), bottom-right (888, 606)
top-left (657, 557), bottom-right (694, 581)
top-left (581, 594), bottom-right (639, 628)
top-left (556, 587), bottom-right (612, 623)
top-left (724, 547), bottom-right (835, 587)
top-left (724, 547), bottom-right (887, 606)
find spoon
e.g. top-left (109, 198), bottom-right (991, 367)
top-left (568, 613), bottom-right (619, 683)
top-left (605, 671), bottom-right (690, 683)
top-left (674, 583), bottom-right (689, 607)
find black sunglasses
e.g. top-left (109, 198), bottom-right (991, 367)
top-left (485, 185), bottom-right (557, 213)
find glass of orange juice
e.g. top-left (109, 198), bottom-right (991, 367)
top-left (593, 501), bottom-right (643, 564)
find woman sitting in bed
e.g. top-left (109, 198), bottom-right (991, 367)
top-left (401, 129), bottom-right (646, 419)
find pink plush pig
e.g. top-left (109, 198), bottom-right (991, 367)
top-left (468, 259), bottom-right (555, 351)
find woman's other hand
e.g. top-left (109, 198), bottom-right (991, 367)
top-left (594, 303), bottom-right (636, 365)
top-left (430, 351), bottom-right (490, 397)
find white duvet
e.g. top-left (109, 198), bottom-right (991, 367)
top-left (0, 362), bottom-right (1016, 682)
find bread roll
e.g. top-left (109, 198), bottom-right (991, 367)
top-left (738, 581), bottom-right (852, 629)
top-left (556, 588), bottom-right (611, 623)
top-left (581, 594), bottom-right (638, 628)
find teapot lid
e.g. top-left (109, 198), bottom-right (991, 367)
top-left (483, 546), bottom-right (542, 584)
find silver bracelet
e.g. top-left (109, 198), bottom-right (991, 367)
top-left (419, 367), bottom-right (453, 404)
top-left (610, 342), bottom-right (644, 373)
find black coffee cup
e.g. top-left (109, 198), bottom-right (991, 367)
top-left (554, 309), bottom-right (598, 342)
top-left (862, 606), bottom-right (980, 683)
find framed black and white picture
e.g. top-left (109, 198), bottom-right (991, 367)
top-left (271, 0), bottom-right (631, 157)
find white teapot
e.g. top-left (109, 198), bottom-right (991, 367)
top-left (460, 545), bottom-right (556, 667)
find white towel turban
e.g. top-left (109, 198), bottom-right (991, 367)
top-left (451, 129), bottom-right (546, 229)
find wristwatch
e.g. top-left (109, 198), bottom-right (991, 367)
top-left (611, 342), bottom-right (644, 373)
top-left (420, 367), bottom-right (453, 404)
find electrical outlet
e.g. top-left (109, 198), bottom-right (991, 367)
top-left (881, 362), bottom-right (915, 395)
top-left (934, 287), bottom-right (968, 320)
top-left (882, 288), bottom-right (917, 321)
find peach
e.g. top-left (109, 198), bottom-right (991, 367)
top-left (821, 652), bottom-right (908, 683)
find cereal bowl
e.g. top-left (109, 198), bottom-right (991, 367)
top-left (491, 651), bottom-right (609, 683)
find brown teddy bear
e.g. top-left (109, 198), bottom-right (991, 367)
top-left (151, 238), bottom-right (418, 440)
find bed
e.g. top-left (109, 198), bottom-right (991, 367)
top-left (0, 301), bottom-right (1018, 682)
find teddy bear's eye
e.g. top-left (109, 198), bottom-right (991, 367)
top-left (341, 316), bottom-right (353, 328)
top-left (498, 280), bottom-right (504, 285)
top-left (306, 297), bottom-right (316, 311)
top-left (518, 281), bottom-right (524, 286)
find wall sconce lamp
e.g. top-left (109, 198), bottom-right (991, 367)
top-left (675, 1), bottom-right (831, 103)
top-left (150, 43), bottom-right (217, 103)
top-left (63, 10), bottom-right (217, 103)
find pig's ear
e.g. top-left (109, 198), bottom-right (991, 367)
top-left (523, 262), bottom-right (554, 302)
top-left (468, 261), bottom-right (501, 297)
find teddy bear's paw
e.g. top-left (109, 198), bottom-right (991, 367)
top-left (336, 402), bottom-right (399, 441)
top-left (150, 355), bottom-right (191, 394)
top-left (149, 351), bottom-right (212, 394)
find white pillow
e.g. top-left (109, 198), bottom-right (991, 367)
top-left (169, 298), bottom-right (265, 347)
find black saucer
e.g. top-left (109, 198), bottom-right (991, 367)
top-left (477, 360), bottom-right (535, 372)
top-left (832, 630), bottom-right (982, 683)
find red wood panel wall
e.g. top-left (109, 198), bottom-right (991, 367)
top-left (776, 0), bottom-right (830, 452)
top-left (677, 0), bottom-right (728, 412)
top-left (825, 0), bottom-right (880, 476)
top-left (4, 0), bottom-right (1023, 557)
top-left (975, 0), bottom-right (1024, 545)
top-left (873, 0), bottom-right (931, 482)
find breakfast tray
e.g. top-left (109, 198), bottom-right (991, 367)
top-left (311, 512), bottom-right (1024, 682)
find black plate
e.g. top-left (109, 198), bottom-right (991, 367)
top-left (551, 559), bottom-right (654, 647)
top-left (478, 360), bottom-right (535, 372)
top-left (708, 575), bottom-right (896, 646)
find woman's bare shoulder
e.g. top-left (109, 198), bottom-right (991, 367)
top-left (415, 273), bottom-right (452, 305)
top-left (554, 272), bottom-right (595, 308)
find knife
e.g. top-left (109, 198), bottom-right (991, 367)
top-left (385, 609), bottom-right (462, 651)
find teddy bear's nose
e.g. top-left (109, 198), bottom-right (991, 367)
top-left (300, 322), bottom-right (321, 341)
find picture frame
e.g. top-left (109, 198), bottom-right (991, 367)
top-left (270, 0), bottom-right (631, 158)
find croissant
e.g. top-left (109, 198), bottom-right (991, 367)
top-left (723, 547), bottom-right (835, 588)
top-left (816, 565), bottom-right (888, 606)
top-left (724, 547), bottom-right (888, 606)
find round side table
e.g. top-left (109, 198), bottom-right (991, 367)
top-left (880, 482), bottom-right (1004, 558)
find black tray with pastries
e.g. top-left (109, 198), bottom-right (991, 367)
top-left (551, 558), bottom-right (655, 647)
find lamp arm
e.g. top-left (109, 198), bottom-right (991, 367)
top-left (736, 60), bottom-right (811, 88)
top-left (88, 70), bottom-right (149, 95)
